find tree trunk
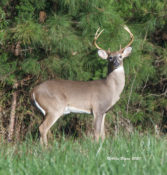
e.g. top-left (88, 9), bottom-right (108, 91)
top-left (8, 83), bottom-right (18, 141)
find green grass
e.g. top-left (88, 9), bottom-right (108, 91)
top-left (0, 132), bottom-right (167, 175)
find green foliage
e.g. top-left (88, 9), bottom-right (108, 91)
top-left (44, 14), bottom-right (83, 54)
top-left (15, 0), bottom-right (46, 20)
top-left (0, 0), bottom-right (166, 139)
top-left (21, 58), bottom-right (41, 75)
top-left (11, 20), bottom-right (43, 45)
top-left (0, 53), bottom-right (17, 84)
top-left (0, 8), bottom-right (8, 29)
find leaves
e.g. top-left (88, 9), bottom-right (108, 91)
top-left (0, 0), bottom-right (166, 137)
top-left (11, 21), bottom-right (43, 46)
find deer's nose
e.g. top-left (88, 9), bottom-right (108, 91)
top-left (113, 58), bottom-right (119, 67)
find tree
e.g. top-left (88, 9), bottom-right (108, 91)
top-left (0, 0), bottom-right (166, 141)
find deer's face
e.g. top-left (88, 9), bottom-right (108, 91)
top-left (98, 47), bottom-right (132, 69)
top-left (108, 53), bottom-right (123, 68)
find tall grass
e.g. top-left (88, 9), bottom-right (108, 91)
top-left (0, 132), bottom-right (167, 175)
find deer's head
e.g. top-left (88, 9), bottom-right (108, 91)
top-left (94, 26), bottom-right (134, 70)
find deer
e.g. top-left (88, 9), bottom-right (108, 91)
top-left (32, 25), bottom-right (134, 146)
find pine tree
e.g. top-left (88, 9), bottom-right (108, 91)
top-left (0, 0), bottom-right (166, 141)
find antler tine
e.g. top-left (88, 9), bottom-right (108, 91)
top-left (93, 27), bottom-right (106, 51)
top-left (120, 25), bottom-right (134, 53)
top-left (95, 27), bottom-right (100, 38)
top-left (95, 28), bottom-right (104, 39)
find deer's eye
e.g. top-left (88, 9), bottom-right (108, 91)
top-left (119, 55), bottom-right (122, 59)
top-left (109, 56), bottom-right (113, 61)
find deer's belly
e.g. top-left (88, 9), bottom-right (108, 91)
top-left (63, 106), bottom-right (91, 115)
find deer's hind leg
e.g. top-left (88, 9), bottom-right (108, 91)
top-left (37, 94), bottom-right (67, 146)
top-left (39, 111), bottom-right (63, 146)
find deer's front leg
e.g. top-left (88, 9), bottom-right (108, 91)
top-left (93, 113), bottom-right (106, 142)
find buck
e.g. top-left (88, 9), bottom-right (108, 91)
top-left (32, 25), bottom-right (134, 146)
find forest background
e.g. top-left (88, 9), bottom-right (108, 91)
top-left (0, 0), bottom-right (166, 142)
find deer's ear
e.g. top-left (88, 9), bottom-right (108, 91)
top-left (122, 47), bottom-right (132, 58)
top-left (98, 50), bottom-right (108, 60)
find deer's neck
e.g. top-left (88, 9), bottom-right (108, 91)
top-left (106, 65), bottom-right (125, 96)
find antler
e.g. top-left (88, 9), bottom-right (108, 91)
top-left (93, 28), bottom-right (105, 51)
top-left (94, 25), bottom-right (134, 54)
top-left (119, 25), bottom-right (134, 53)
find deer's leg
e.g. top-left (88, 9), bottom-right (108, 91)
top-left (39, 112), bottom-right (61, 146)
top-left (93, 113), bottom-right (106, 142)
top-left (93, 113), bottom-right (103, 142)
top-left (100, 113), bottom-right (106, 140)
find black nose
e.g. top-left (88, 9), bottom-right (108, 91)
top-left (113, 59), bottom-right (119, 67)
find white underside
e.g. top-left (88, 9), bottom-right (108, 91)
top-left (33, 93), bottom-right (46, 115)
top-left (63, 106), bottom-right (91, 115)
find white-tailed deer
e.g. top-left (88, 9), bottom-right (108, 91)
top-left (32, 25), bottom-right (134, 146)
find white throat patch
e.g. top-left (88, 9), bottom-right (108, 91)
top-left (114, 66), bottom-right (124, 73)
